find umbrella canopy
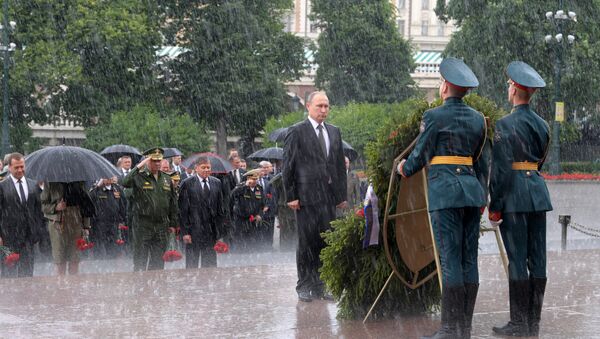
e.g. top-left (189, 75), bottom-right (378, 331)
top-left (162, 147), bottom-right (184, 158)
top-left (247, 147), bottom-right (283, 161)
top-left (342, 140), bottom-right (358, 161)
top-left (99, 144), bottom-right (142, 165)
top-left (25, 146), bottom-right (121, 183)
top-left (268, 127), bottom-right (289, 143)
top-left (182, 152), bottom-right (233, 174)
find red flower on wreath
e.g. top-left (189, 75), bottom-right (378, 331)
top-left (3, 253), bottom-right (20, 267)
top-left (213, 240), bottom-right (229, 254)
top-left (249, 215), bottom-right (255, 222)
top-left (162, 250), bottom-right (183, 262)
top-left (355, 208), bottom-right (365, 218)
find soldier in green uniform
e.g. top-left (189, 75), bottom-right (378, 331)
top-left (489, 61), bottom-right (552, 337)
top-left (122, 148), bottom-right (178, 271)
top-left (397, 57), bottom-right (487, 339)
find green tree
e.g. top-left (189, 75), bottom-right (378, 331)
top-left (436, 0), bottom-right (600, 144)
top-left (161, 0), bottom-right (305, 157)
top-left (83, 105), bottom-right (210, 155)
top-left (312, 0), bottom-right (416, 106)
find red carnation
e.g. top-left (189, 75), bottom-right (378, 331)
top-left (115, 239), bottom-right (125, 246)
top-left (266, 193), bottom-right (273, 199)
top-left (213, 240), bottom-right (229, 254)
top-left (3, 252), bottom-right (20, 267)
top-left (162, 250), bottom-right (183, 262)
top-left (76, 237), bottom-right (94, 251)
top-left (118, 225), bottom-right (129, 231)
top-left (355, 208), bottom-right (365, 218)
top-left (249, 215), bottom-right (255, 222)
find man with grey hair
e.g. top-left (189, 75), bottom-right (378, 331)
top-left (258, 161), bottom-right (275, 249)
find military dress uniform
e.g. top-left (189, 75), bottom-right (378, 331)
top-left (122, 148), bottom-right (178, 271)
top-left (89, 183), bottom-right (126, 259)
top-left (230, 169), bottom-right (266, 251)
top-left (490, 61), bottom-right (552, 337)
top-left (400, 58), bottom-right (487, 339)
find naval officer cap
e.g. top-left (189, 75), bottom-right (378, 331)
top-left (142, 147), bottom-right (164, 161)
top-left (440, 57), bottom-right (479, 89)
top-left (507, 61), bottom-right (546, 90)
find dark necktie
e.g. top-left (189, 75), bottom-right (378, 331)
top-left (17, 179), bottom-right (26, 204)
top-left (317, 124), bottom-right (327, 157)
top-left (202, 179), bottom-right (210, 196)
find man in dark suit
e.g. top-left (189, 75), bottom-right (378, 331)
top-left (258, 161), bottom-right (275, 250)
top-left (283, 91), bottom-right (347, 302)
top-left (227, 155), bottom-right (246, 191)
top-left (171, 155), bottom-right (188, 181)
top-left (178, 156), bottom-right (225, 268)
top-left (0, 153), bottom-right (44, 278)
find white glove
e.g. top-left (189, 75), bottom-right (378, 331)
top-left (490, 219), bottom-right (503, 228)
top-left (396, 159), bottom-right (407, 177)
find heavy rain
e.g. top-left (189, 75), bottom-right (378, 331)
top-left (0, 0), bottom-right (599, 338)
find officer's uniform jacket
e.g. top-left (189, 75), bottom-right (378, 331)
top-left (489, 104), bottom-right (553, 213)
top-left (121, 167), bottom-right (178, 228)
top-left (89, 184), bottom-right (126, 228)
top-left (231, 184), bottom-right (266, 231)
top-left (403, 97), bottom-right (488, 211)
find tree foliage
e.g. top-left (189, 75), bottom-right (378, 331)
top-left (160, 0), bottom-right (305, 156)
top-left (83, 105), bottom-right (210, 155)
top-left (436, 0), bottom-right (600, 145)
top-left (312, 0), bottom-right (416, 105)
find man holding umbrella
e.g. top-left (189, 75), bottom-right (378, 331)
top-left (122, 148), bottom-right (178, 271)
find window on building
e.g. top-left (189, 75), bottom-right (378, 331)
top-left (397, 20), bottom-right (405, 36)
top-left (422, 0), bottom-right (429, 10)
top-left (421, 20), bottom-right (429, 36)
top-left (438, 21), bottom-right (445, 36)
top-left (398, 0), bottom-right (405, 9)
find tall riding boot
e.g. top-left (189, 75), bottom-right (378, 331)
top-left (421, 286), bottom-right (465, 339)
top-left (528, 277), bottom-right (547, 336)
top-left (493, 280), bottom-right (530, 336)
top-left (461, 283), bottom-right (479, 339)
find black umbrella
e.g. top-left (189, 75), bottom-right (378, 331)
top-left (247, 147), bottom-right (283, 161)
top-left (268, 127), bottom-right (289, 143)
top-left (182, 152), bottom-right (233, 174)
top-left (162, 147), bottom-right (184, 158)
top-left (100, 144), bottom-right (142, 165)
top-left (25, 146), bottom-right (121, 183)
top-left (342, 140), bottom-right (358, 161)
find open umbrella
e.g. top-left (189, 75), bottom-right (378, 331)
top-left (25, 146), bottom-right (121, 183)
top-left (162, 147), bottom-right (184, 158)
top-left (100, 144), bottom-right (142, 165)
top-left (268, 127), bottom-right (289, 143)
top-left (342, 140), bottom-right (358, 161)
top-left (247, 147), bottom-right (283, 161)
top-left (182, 152), bottom-right (233, 174)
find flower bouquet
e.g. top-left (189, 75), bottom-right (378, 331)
top-left (76, 233), bottom-right (94, 251)
top-left (213, 240), bottom-right (229, 254)
top-left (115, 225), bottom-right (126, 246)
top-left (162, 228), bottom-right (182, 262)
top-left (0, 246), bottom-right (20, 267)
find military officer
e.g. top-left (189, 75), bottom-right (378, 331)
top-left (89, 177), bottom-right (126, 259)
top-left (397, 57), bottom-right (487, 339)
top-left (122, 148), bottom-right (178, 271)
top-left (230, 169), bottom-right (266, 251)
top-left (489, 61), bottom-right (552, 337)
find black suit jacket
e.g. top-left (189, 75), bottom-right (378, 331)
top-left (178, 175), bottom-right (225, 241)
top-left (227, 168), bottom-right (246, 191)
top-left (0, 177), bottom-right (44, 248)
top-left (283, 119), bottom-right (347, 206)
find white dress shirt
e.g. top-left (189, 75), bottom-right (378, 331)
top-left (197, 175), bottom-right (210, 190)
top-left (308, 116), bottom-right (330, 156)
top-left (11, 175), bottom-right (28, 202)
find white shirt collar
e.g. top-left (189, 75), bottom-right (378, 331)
top-left (10, 175), bottom-right (24, 184)
top-left (197, 174), bottom-right (209, 182)
top-left (308, 116), bottom-right (324, 130)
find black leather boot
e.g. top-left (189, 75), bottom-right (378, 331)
top-left (421, 286), bottom-right (465, 339)
top-left (493, 280), bottom-right (530, 336)
top-left (461, 283), bottom-right (479, 339)
top-left (528, 277), bottom-right (547, 336)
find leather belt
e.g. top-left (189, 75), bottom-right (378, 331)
top-left (430, 156), bottom-right (473, 166)
top-left (511, 162), bottom-right (538, 171)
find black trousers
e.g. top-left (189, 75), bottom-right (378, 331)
top-left (295, 194), bottom-right (336, 294)
top-left (185, 236), bottom-right (217, 268)
top-left (1, 242), bottom-right (34, 278)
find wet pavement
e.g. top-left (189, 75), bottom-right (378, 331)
top-left (1, 248), bottom-right (600, 338)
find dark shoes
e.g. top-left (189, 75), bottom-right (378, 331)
top-left (298, 291), bottom-right (312, 302)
